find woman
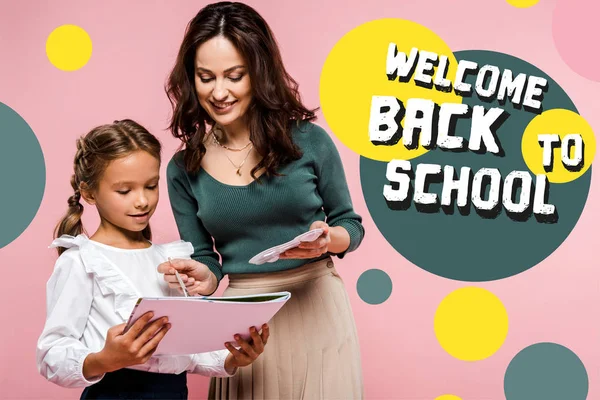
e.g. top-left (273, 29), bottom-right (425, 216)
top-left (158, 2), bottom-right (365, 399)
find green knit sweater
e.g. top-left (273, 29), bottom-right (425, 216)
top-left (166, 121), bottom-right (364, 283)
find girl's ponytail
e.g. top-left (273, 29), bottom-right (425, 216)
top-left (53, 175), bottom-right (86, 255)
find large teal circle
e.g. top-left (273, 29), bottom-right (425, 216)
top-left (360, 50), bottom-right (591, 281)
top-left (0, 102), bottom-right (46, 248)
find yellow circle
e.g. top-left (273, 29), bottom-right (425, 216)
top-left (46, 25), bottom-right (92, 71)
top-left (435, 395), bottom-right (462, 400)
top-left (506, 0), bottom-right (539, 7)
top-left (434, 287), bottom-right (508, 361)
top-left (521, 109), bottom-right (595, 184)
top-left (320, 19), bottom-right (462, 162)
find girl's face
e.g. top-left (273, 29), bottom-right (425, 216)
top-left (87, 150), bottom-right (160, 235)
top-left (194, 36), bottom-right (252, 132)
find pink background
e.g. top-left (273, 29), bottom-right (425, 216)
top-left (0, 0), bottom-right (597, 399)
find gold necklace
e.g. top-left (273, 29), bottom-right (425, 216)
top-left (222, 144), bottom-right (254, 176)
top-left (211, 128), bottom-right (252, 152)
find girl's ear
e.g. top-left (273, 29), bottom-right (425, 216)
top-left (80, 182), bottom-right (95, 205)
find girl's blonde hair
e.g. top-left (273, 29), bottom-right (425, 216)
top-left (54, 119), bottom-right (162, 255)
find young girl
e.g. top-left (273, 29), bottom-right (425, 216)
top-left (36, 119), bottom-right (268, 399)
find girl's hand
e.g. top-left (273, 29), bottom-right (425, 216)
top-left (157, 258), bottom-right (217, 296)
top-left (279, 221), bottom-right (331, 260)
top-left (83, 312), bottom-right (170, 379)
top-left (224, 324), bottom-right (270, 375)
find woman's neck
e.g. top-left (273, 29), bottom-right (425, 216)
top-left (215, 121), bottom-right (251, 148)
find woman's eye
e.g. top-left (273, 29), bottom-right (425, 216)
top-left (229, 75), bottom-right (243, 82)
top-left (199, 76), bottom-right (213, 83)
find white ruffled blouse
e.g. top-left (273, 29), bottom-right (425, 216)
top-left (36, 234), bottom-right (232, 389)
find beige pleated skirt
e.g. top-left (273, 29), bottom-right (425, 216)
top-left (208, 257), bottom-right (364, 400)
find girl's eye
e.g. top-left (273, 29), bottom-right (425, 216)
top-left (147, 185), bottom-right (157, 190)
top-left (117, 190), bottom-right (130, 195)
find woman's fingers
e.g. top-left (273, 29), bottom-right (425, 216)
top-left (187, 281), bottom-right (210, 295)
top-left (184, 277), bottom-right (196, 286)
top-left (280, 246), bottom-right (328, 259)
top-left (156, 261), bottom-right (172, 274)
top-left (301, 236), bottom-right (328, 248)
top-left (163, 272), bottom-right (199, 290)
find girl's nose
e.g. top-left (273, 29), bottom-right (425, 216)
top-left (135, 192), bottom-right (149, 209)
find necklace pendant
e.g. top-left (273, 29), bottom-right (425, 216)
top-left (236, 168), bottom-right (242, 176)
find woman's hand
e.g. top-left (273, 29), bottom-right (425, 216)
top-left (157, 258), bottom-right (218, 296)
top-left (83, 312), bottom-right (170, 379)
top-left (224, 324), bottom-right (270, 375)
top-left (279, 221), bottom-right (331, 259)
top-left (279, 221), bottom-right (352, 259)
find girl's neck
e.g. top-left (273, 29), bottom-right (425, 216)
top-left (90, 219), bottom-right (150, 250)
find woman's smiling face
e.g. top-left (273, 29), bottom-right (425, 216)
top-left (194, 36), bottom-right (252, 130)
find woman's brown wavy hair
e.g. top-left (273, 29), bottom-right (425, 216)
top-left (165, 1), bottom-right (317, 178)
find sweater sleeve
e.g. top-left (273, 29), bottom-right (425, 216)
top-left (309, 123), bottom-right (365, 257)
top-left (167, 154), bottom-right (224, 284)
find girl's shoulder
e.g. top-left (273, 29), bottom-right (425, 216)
top-left (49, 234), bottom-right (90, 263)
top-left (153, 240), bottom-right (194, 260)
top-left (49, 234), bottom-right (123, 276)
top-left (50, 235), bottom-right (194, 261)
top-left (47, 235), bottom-right (91, 281)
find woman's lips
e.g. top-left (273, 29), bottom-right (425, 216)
top-left (211, 100), bottom-right (237, 114)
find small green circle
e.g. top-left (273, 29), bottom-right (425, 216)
top-left (0, 102), bottom-right (46, 248)
top-left (356, 269), bottom-right (392, 304)
top-left (504, 342), bottom-right (589, 400)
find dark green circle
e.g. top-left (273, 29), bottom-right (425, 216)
top-left (504, 342), bottom-right (588, 400)
top-left (360, 50), bottom-right (591, 281)
top-left (356, 269), bottom-right (392, 304)
top-left (0, 102), bottom-right (46, 248)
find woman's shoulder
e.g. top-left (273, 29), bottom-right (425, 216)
top-left (291, 120), bottom-right (327, 136)
top-left (291, 120), bottom-right (338, 156)
top-left (167, 151), bottom-right (199, 187)
top-left (291, 120), bottom-right (333, 147)
top-left (167, 151), bottom-right (186, 174)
